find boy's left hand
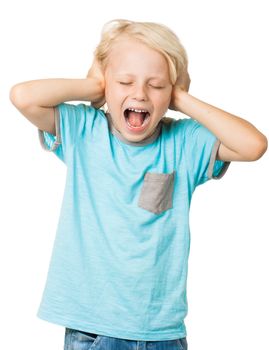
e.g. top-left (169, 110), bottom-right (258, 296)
top-left (169, 68), bottom-right (191, 111)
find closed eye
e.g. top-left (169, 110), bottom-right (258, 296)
top-left (149, 85), bottom-right (164, 89)
top-left (118, 82), bottom-right (164, 89)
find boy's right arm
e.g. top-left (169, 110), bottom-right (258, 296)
top-left (9, 76), bottom-right (105, 136)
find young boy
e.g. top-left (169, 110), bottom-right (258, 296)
top-left (10, 19), bottom-right (267, 350)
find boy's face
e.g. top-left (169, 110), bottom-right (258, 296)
top-left (104, 38), bottom-right (173, 143)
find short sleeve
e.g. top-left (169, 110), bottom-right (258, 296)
top-left (38, 102), bottom-right (88, 163)
top-left (183, 118), bottom-right (230, 187)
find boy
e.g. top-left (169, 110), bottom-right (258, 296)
top-left (10, 19), bottom-right (267, 350)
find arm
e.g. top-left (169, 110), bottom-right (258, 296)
top-left (9, 59), bottom-right (105, 136)
top-left (170, 85), bottom-right (268, 162)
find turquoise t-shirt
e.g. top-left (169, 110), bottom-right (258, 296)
top-left (37, 102), bottom-right (230, 341)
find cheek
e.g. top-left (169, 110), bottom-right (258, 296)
top-left (106, 82), bottom-right (123, 99)
top-left (105, 86), bottom-right (125, 113)
top-left (155, 90), bottom-right (172, 107)
top-left (105, 86), bottom-right (115, 106)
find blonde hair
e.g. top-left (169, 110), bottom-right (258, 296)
top-left (94, 19), bottom-right (188, 85)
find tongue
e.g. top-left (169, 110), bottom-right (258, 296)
top-left (128, 111), bottom-right (144, 127)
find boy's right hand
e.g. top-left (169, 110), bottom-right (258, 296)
top-left (86, 58), bottom-right (106, 108)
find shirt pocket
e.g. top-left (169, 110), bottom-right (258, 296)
top-left (138, 170), bottom-right (176, 215)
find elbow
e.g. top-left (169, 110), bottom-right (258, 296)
top-left (9, 84), bottom-right (20, 106)
top-left (9, 83), bottom-right (31, 110)
top-left (249, 135), bottom-right (268, 161)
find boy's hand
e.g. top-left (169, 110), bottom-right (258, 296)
top-left (86, 58), bottom-right (106, 108)
top-left (169, 68), bottom-right (191, 111)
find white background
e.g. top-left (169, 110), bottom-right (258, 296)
top-left (1, 0), bottom-right (269, 349)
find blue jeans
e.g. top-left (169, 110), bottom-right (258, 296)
top-left (64, 328), bottom-right (188, 350)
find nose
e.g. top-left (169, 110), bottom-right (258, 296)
top-left (132, 83), bottom-right (148, 101)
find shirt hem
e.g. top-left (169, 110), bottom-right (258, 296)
top-left (37, 310), bottom-right (187, 341)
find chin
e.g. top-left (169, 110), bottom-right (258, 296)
top-left (123, 132), bottom-right (147, 142)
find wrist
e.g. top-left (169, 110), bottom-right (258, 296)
top-left (83, 77), bottom-right (105, 102)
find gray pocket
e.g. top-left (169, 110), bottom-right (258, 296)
top-left (138, 170), bottom-right (175, 214)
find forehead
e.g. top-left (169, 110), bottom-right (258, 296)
top-left (106, 38), bottom-right (170, 79)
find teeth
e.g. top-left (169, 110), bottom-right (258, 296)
top-left (128, 108), bottom-right (148, 113)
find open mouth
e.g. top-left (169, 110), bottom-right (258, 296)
top-left (124, 108), bottom-right (151, 131)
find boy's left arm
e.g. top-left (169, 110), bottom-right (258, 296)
top-left (170, 87), bottom-right (268, 162)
